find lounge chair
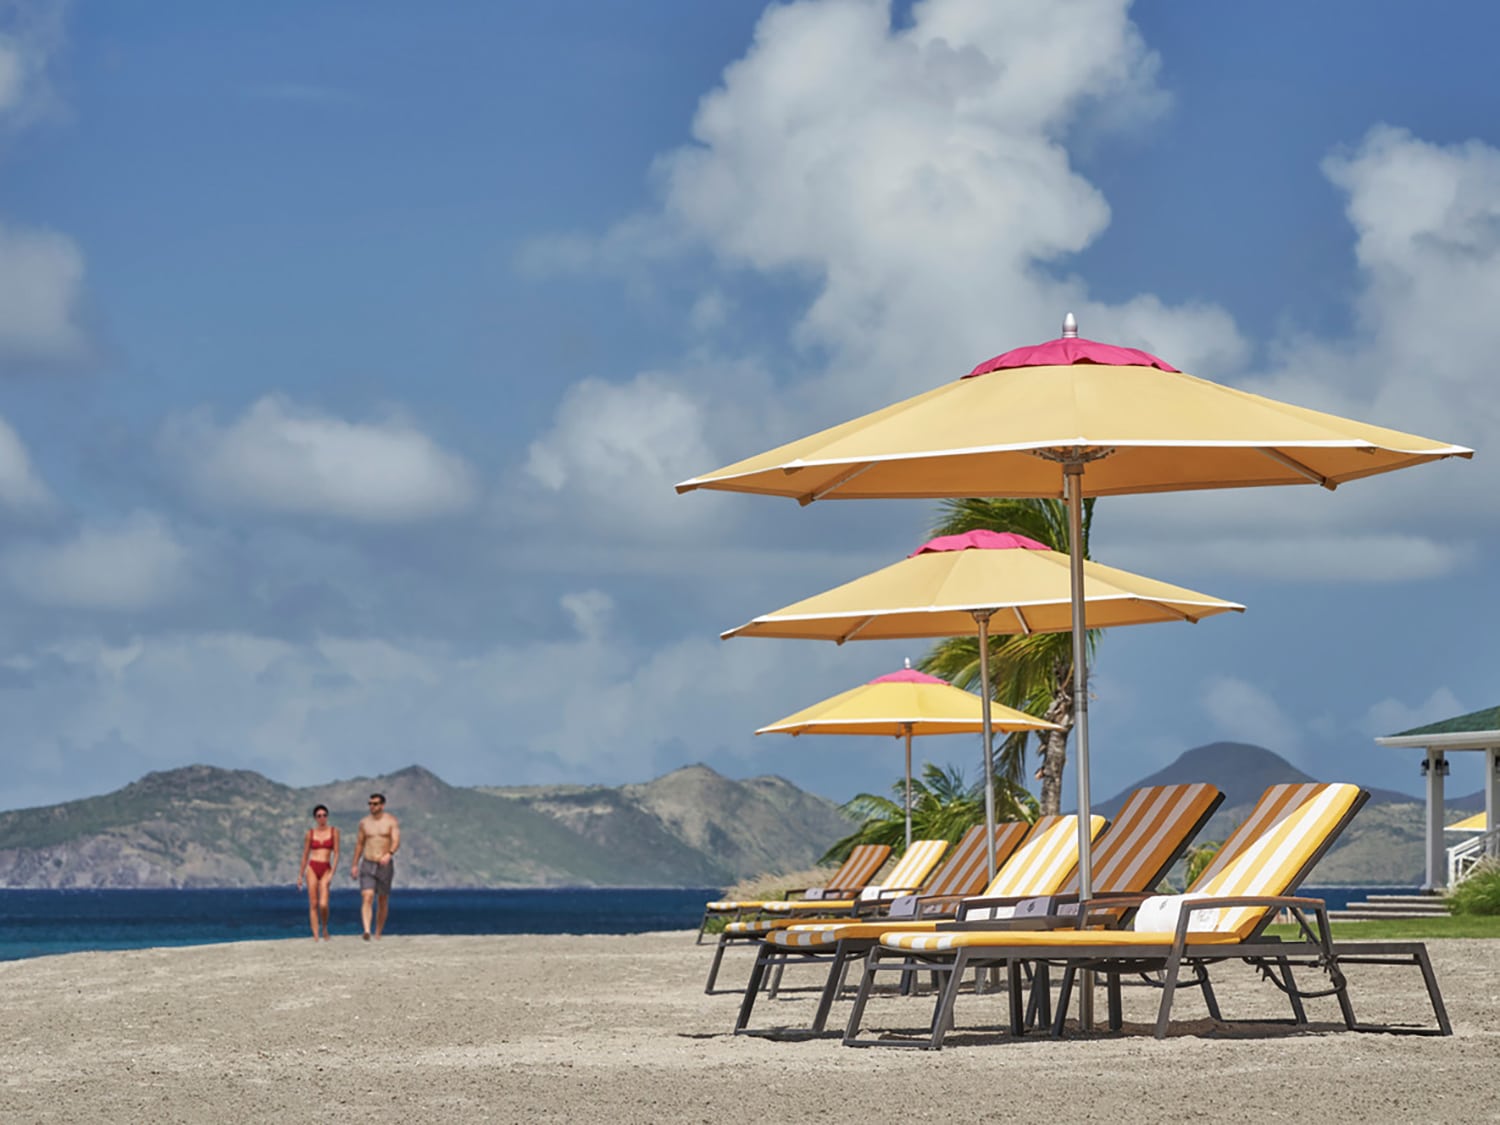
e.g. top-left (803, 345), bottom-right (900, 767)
top-left (697, 842), bottom-right (891, 944)
top-left (738, 781), bottom-right (1223, 1035)
top-left (850, 781), bottom-right (1451, 1046)
top-left (733, 812), bottom-right (1107, 1033)
top-left (705, 823), bottom-right (1022, 993)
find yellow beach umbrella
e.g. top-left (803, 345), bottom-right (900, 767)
top-left (728, 530), bottom-right (1242, 876)
top-left (757, 665), bottom-right (1062, 848)
top-left (684, 316), bottom-right (1471, 897)
top-left (724, 530), bottom-right (1243, 643)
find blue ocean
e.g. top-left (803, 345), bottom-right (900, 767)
top-left (0, 886), bottom-right (717, 962)
top-left (0, 885), bottom-right (1413, 962)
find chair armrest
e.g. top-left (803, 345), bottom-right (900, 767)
top-left (852, 888), bottom-right (923, 917)
top-left (955, 894), bottom-right (1026, 918)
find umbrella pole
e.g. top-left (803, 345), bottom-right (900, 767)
top-left (972, 609), bottom-right (998, 878)
top-left (1066, 459), bottom-right (1095, 1031)
top-left (903, 723), bottom-right (913, 851)
top-left (1064, 460), bottom-right (1093, 899)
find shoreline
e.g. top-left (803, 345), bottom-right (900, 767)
top-left (1, 931), bottom-right (1496, 1122)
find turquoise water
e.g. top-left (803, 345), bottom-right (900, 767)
top-left (0, 886), bottom-right (717, 961)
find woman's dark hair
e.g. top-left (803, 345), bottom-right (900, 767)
top-left (312, 804), bottom-right (329, 817)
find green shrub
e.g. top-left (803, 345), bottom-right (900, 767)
top-left (1177, 840), bottom-right (1221, 890)
top-left (1446, 860), bottom-right (1500, 915)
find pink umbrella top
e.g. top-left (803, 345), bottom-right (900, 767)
top-left (965, 335), bottom-right (1179, 378)
top-left (867, 668), bottom-right (949, 686)
top-left (908, 529), bottom-right (1049, 557)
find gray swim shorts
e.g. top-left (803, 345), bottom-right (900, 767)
top-left (359, 857), bottom-right (394, 894)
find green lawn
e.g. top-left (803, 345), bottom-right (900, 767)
top-left (1265, 915), bottom-right (1500, 940)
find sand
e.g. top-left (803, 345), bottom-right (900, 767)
top-left (1, 932), bottom-right (1496, 1123)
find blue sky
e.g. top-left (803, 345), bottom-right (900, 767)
top-left (1, 0), bottom-right (1496, 813)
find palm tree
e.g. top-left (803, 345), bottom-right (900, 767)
top-left (917, 498), bottom-right (1099, 816)
top-left (820, 763), bottom-right (1037, 863)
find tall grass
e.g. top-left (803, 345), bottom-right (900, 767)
top-left (1447, 860), bottom-right (1500, 916)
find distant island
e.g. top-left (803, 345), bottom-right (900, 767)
top-left (0, 743), bottom-right (1481, 889)
top-left (0, 764), bottom-right (854, 890)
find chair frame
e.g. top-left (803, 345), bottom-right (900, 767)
top-left (843, 786), bottom-right (1451, 1047)
top-left (730, 809), bottom-right (1126, 1035)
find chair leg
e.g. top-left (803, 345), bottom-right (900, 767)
top-left (1198, 964), bottom-right (1222, 1022)
top-left (1155, 950), bottom-right (1183, 1039)
top-left (1052, 965), bottom-right (1076, 1037)
top-left (735, 945), bottom-right (774, 1031)
top-left (811, 947), bottom-right (851, 1034)
top-left (1008, 960), bottom-right (1026, 1035)
top-left (767, 959), bottom-right (785, 998)
top-left (1032, 962), bottom-right (1052, 1030)
top-left (1414, 946), bottom-right (1453, 1036)
top-left (1278, 958), bottom-right (1308, 1024)
top-left (843, 949), bottom-right (882, 1045)
top-left (705, 934), bottom-right (732, 994)
top-left (1106, 970), bottom-right (1123, 1031)
top-left (926, 951), bottom-right (967, 1050)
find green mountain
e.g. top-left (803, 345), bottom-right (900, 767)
top-left (0, 764), bottom-right (853, 890)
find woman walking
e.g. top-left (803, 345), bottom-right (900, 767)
top-left (296, 805), bottom-right (340, 941)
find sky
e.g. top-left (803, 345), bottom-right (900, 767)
top-left (1, 0), bottom-right (1497, 814)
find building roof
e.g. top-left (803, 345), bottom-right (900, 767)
top-left (1376, 704), bottom-right (1500, 750)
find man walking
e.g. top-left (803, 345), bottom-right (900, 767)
top-left (351, 793), bottom-right (400, 940)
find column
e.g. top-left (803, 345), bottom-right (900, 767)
top-left (1424, 749), bottom-right (1447, 892)
top-left (1487, 746), bottom-right (1499, 860)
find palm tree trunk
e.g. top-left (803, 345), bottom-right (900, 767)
top-left (1037, 661), bottom-right (1075, 816)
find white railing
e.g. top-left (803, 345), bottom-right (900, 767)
top-left (1448, 828), bottom-right (1500, 888)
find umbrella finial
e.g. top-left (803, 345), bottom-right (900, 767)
top-left (1061, 312), bottom-right (1079, 338)
top-left (903, 656), bottom-right (911, 669)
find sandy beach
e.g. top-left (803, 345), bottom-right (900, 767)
top-left (1, 932), bottom-right (1495, 1123)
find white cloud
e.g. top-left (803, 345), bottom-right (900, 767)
top-left (0, 222), bottom-right (88, 367)
top-left (160, 395), bottom-right (479, 524)
top-left (0, 622), bottom-right (913, 804)
top-left (653, 0), bottom-right (1217, 399)
top-left (521, 370), bottom-right (725, 535)
top-left (1362, 687), bottom-right (1468, 740)
top-left (0, 1), bottom-right (64, 129)
top-left (0, 414), bottom-right (52, 510)
top-left (1200, 675), bottom-right (1302, 754)
top-left (517, 0), bottom-right (1250, 544)
top-left (1246, 127), bottom-right (1500, 508)
top-left (2, 511), bottom-right (187, 610)
top-left (560, 589), bottom-right (613, 642)
top-left (1104, 529), bottom-right (1472, 584)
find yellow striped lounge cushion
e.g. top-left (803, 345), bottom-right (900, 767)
top-left (725, 828), bottom-right (1029, 935)
top-left (704, 842), bottom-right (892, 913)
top-left (964, 814), bottom-right (1107, 916)
top-left (768, 815), bottom-right (1104, 950)
top-left (761, 838), bottom-right (949, 913)
top-left (919, 822), bottom-right (1029, 899)
top-left (1067, 783), bottom-right (1220, 895)
top-left (1140, 782), bottom-right (1363, 938)
top-left (1191, 782), bottom-right (1336, 889)
top-left (879, 783), bottom-right (1364, 954)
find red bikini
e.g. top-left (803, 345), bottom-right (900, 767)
top-left (306, 832), bottom-right (336, 880)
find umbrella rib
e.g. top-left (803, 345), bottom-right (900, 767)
top-left (1257, 447), bottom-right (1335, 489)
top-left (1011, 605), bottom-right (1034, 635)
top-left (838, 616), bottom-right (878, 643)
top-left (799, 463), bottom-right (877, 503)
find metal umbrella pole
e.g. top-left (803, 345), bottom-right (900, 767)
top-left (902, 721), bottom-right (913, 850)
top-left (1065, 457), bottom-right (1095, 1029)
top-left (972, 608), bottom-right (998, 878)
